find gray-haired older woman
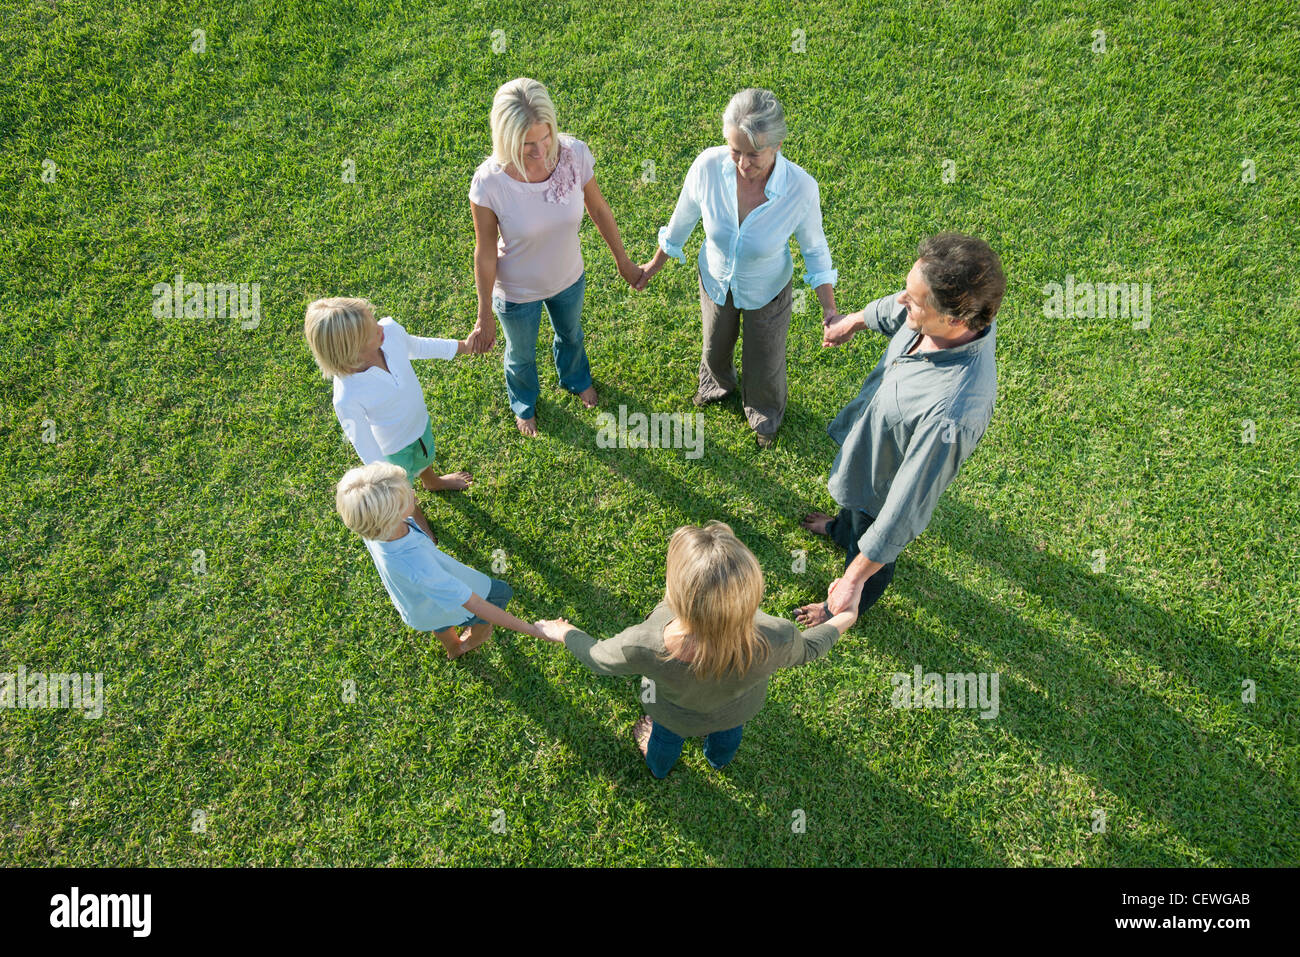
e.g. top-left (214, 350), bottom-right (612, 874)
top-left (638, 89), bottom-right (845, 448)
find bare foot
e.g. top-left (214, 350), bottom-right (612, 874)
top-left (422, 470), bottom-right (473, 492)
top-left (577, 386), bottom-right (598, 409)
top-left (515, 416), bottom-right (538, 437)
top-left (447, 624), bottom-right (492, 660)
top-left (793, 602), bottom-right (832, 627)
top-left (632, 715), bottom-right (653, 757)
top-left (799, 511), bottom-right (834, 536)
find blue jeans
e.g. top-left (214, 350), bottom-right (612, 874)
top-left (645, 720), bottom-right (744, 779)
top-left (492, 272), bottom-right (592, 420)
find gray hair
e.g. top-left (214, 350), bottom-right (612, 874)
top-left (722, 88), bottom-right (787, 151)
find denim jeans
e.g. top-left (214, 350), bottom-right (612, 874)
top-left (824, 507), bottom-right (896, 614)
top-left (645, 719), bottom-right (743, 779)
top-left (492, 272), bottom-right (592, 420)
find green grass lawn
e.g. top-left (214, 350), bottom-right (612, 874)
top-left (1, 0), bottom-right (1296, 866)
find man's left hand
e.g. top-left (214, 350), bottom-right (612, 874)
top-left (826, 576), bottom-right (866, 615)
top-left (822, 313), bottom-right (859, 347)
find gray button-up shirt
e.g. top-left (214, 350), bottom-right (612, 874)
top-left (826, 292), bottom-right (997, 565)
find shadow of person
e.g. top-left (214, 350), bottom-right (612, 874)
top-left (830, 495), bottom-right (1298, 865)
top-left (431, 462), bottom-right (1004, 864)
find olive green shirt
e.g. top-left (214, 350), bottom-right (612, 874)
top-left (562, 601), bottom-right (842, 736)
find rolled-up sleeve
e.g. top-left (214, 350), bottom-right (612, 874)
top-left (658, 152), bottom-right (704, 263)
top-left (856, 414), bottom-right (978, 565)
top-left (794, 179), bottom-right (837, 289)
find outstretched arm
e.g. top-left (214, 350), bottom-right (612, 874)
top-left (788, 601), bottom-right (861, 666)
top-left (583, 177), bottom-right (642, 288)
top-left (463, 592), bottom-right (545, 639)
top-left (536, 618), bottom-right (642, 677)
top-left (793, 179), bottom-right (840, 325)
top-left (640, 153), bottom-right (705, 289)
top-left (823, 292), bottom-right (908, 347)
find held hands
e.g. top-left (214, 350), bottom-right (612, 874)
top-left (534, 618), bottom-right (572, 643)
top-left (822, 311), bottom-right (860, 348)
top-left (617, 258), bottom-right (645, 290)
top-left (634, 258), bottom-right (663, 292)
top-left (466, 315), bottom-right (497, 354)
top-left (825, 575), bottom-right (867, 618)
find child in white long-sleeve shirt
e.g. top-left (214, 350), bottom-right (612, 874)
top-left (305, 297), bottom-right (473, 540)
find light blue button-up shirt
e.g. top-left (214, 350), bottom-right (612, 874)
top-left (658, 145), bottom-right (838, 310)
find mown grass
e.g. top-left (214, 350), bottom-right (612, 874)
top-left (0, 0), bottom-right (1296, 865)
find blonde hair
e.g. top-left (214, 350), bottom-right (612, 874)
top-left (489, 78), bottom-right (561, 181)
top-left (304, 297), bottom-right (375, 379)
top-left (662, 522), bottom-right (769, 681)
top-left (335, 462), bottom-right (412, 540)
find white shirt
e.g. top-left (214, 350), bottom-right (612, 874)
top-left (332, 318), bottom-right (458, 464)
top-left (658, 146), bottom-right (837, 310)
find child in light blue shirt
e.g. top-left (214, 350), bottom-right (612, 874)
top-left (336, 462), bottom-right (544, 658)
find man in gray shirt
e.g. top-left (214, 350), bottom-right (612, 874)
top-left (795, 233), bottom-right (1006, 625)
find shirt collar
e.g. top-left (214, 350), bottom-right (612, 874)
top-left (720, 148), bottom-right (790, 199)
top-left (371, 518), bottom-right (426, 551)
top-left (907, 321), bottom-right (996, 363)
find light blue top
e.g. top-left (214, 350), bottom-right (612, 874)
top-left (657, 145), bottom-right (837, 310)
top-left (363, 518), bottom-right (492, 631)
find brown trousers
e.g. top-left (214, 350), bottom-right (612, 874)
top-left (696, 271), bottom-right (794, 436)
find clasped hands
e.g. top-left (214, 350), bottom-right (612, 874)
top-left (533, 618), bottom-right (572, 643)
top-left (820, 309), bottom-right (861, 348)
top-left (825, 575), bottom-right (867, 616)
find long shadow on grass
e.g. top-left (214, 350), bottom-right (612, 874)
top-left (539, 384), bottom-right (823, 571)
top-left (537, 387), bottom-right (1295, 863)
top-left (831, 502), bottom-right (1299, 866)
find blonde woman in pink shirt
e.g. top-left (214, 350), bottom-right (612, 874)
top-left (468, 77), bottom-right (643, 437)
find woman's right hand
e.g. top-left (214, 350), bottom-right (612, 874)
top-left (634, 249), bottom-right (669, 291)
top-left (468, 315), bottom-right (497, 353)
top-left (535, 618), bottom-right (572, 643)
top-left (635, 259), bottom-right (662, 292)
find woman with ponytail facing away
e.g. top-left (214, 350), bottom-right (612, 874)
top-left (536, 522), bottom-right (861, 778)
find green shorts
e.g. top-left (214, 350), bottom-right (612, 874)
top-left (384, 418), bottom-right (436, 483)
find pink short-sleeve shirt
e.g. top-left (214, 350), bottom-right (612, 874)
top-left (469, 135), bottom-right (595, 303)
